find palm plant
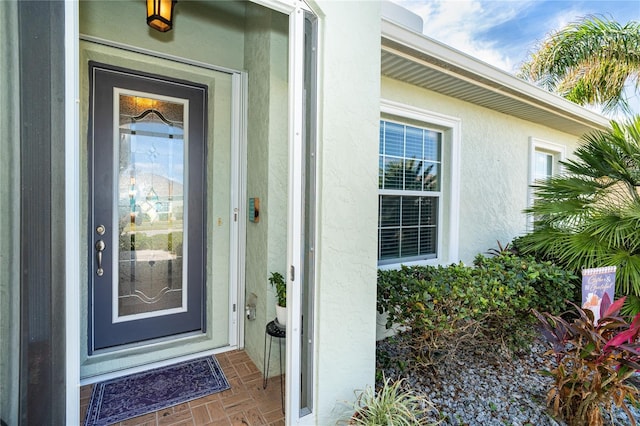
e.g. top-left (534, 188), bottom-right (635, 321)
top-left (519, 15), bottom-right (640, 115)
top-left (518, 116), bottom-right (640, 303)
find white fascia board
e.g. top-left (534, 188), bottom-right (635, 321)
top-left (380, 18), bottom-right (611, 131)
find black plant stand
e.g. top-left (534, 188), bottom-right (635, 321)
top-left (263, 320), bottom-right (286, 413)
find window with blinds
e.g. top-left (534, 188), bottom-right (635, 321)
top-left (378, 120), bottom-right (442, 264)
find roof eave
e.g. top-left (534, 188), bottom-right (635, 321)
top-left (381, 18), bottom-right (611, 136)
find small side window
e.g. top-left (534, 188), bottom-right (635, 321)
top-left (528, 138), bottom-right (566, 227)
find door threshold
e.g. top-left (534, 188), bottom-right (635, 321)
top-left (89, 330), bottom-right (207, 357)
top-left (79, 345), bottom-right (238, 385)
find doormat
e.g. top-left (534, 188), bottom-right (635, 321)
top-left (83, 355), bottom-right (230, 426)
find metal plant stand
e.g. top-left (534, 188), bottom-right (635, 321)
top-left (263, 320), bottom-right (286, 413)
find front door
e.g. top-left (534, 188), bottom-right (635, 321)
top-left (88, 62), bottom-right (208, 352)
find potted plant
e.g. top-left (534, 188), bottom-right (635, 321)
top-left (269, 271), bottom-right (286, 327)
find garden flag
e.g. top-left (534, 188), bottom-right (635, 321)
top-left (581, 266), bottom-right (616, 323)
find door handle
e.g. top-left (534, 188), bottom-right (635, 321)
top-left (95, 239), bottom-right (106, 276)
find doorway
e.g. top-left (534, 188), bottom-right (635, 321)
top-left (80, 40), bottom-right (243, 378)
top-left (69, 1), bottom-right (316, 424)
top-left (88, 62), bottom-right (208, 352)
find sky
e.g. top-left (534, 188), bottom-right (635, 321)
top-left (391, 0), bottom-right (640, 114)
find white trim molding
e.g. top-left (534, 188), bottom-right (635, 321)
top-left (249, 0), bottom-right (313, 15)
top-left (64, 1), bottom-right (80, 424)
top-left (379, 99), bottom-right (461, 268)
top-left (232, 71), bottom-right (249, 349)
top-left (287, 3), bottom-right (308, 424)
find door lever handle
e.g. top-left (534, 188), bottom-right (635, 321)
top-left (95, 239), bottom-right (106, 276)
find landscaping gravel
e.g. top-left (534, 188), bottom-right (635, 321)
top-left (376, 335), bottom-right (640, 426)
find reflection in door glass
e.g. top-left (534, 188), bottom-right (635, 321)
top-left (116, 92), bottom-right (188, 321)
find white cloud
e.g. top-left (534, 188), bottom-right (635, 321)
top-left (393, 0), bottom-right (536, 72)
top-left (536, 8), bottom-right (585, 40)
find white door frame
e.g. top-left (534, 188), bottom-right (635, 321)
top-left (231, 71), bottom-right (249, 350)
top-left (64, 1), bottom-right (81, 423)
top-left (249, 1), bottom-right (314, 423)
top-left (286, 4), bottom-right (306, 425)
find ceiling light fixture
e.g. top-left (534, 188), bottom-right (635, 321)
top-left (146, 0), bottom-right (177, 33)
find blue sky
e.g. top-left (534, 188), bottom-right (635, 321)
top-left (392, 0), bottom-right (640, 114)
top-left (393, 0), bottom-right (640, 73)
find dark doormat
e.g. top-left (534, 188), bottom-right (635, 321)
top-left (84, 355), bottom-right (230, 426)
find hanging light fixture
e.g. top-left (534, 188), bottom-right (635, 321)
top-left (146, 0), bottom-right (177, 33)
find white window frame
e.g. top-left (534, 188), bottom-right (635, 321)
top-left (527, 137), bottom-right (566, 227)
top-left (379, 99), bottom-right (460, 269)
top-left (378, 120), bottom-right (442, 264)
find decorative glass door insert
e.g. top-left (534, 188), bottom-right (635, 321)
top-left (116, 91), bottom-right (187, 321)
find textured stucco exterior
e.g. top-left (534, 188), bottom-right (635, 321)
top-left (243, 3), bottom-right (289, 376)
top-left (310, 1), bottom-right (381, 422)
top-left (381, 75), bottom-right (583, 265)
top-left (79, 1), bottom-right (246, 71)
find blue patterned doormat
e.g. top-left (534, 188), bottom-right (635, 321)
top-left (84, 355), bottom-right (230, 426)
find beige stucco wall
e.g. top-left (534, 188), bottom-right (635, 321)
top-left (381, 75), bottom-right (583, 265)
top-left (311, 1), bottom-right (381, 422)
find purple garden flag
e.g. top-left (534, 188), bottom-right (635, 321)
top-left (581, 266), bottom-right (617, 323)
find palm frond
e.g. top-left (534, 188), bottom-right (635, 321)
top-left (520, 116), bottom-right (640, 299)
top-left (520, 15), bottom-right (640, 115)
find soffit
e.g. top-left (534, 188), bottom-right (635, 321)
top-left (381, 20), bottom-right (611, 137)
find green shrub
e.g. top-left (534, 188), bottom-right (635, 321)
top-left (378, 263), bottom-right (479, 359)
top-left (377, 254), bottom-right (577, 361)
top-left (474, 253), bottom-right (577, 315)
